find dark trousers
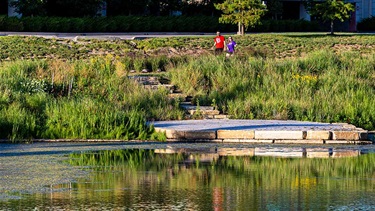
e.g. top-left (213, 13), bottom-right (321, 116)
top-left (215, 48), bottom-right (224, 55)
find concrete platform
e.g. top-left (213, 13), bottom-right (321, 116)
top-left (151, 119), bottom-right (373, 145)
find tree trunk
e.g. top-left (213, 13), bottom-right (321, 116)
top-left (237, 22), bottom-right (245, 35)
top-left (237, 22), bottom-right (241, 35)
top-left (330, 20), bottom-right (334, 35)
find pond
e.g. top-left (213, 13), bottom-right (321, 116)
top-left (0, 142), bottom-right (374, 210)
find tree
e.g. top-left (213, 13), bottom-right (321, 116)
top-left (53, 0), bottom-right (105, 17)
top-left (106, 0), bottom-right (149, 16)
top-left (9, 0), bottom-right (47, 17)
top-left (147, 0), bottom-right (181, 16)
top-left (10, 0), bottom-right (105, 17)
top-left (180, 0), bottom-right (222, 16)
top-left (305, 0), bottom-right (354, 35)
top-left (265, 0), bottom-right (283, 20)
top-left (214, 0), bottom-right (267, 35)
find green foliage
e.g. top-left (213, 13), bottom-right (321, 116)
top-left (305, 0), bottom-right (354, 34)
top-left (0, 15), bottom-right (324, 33)
top-left (2, 16), bottom-right (24, 31)
top-left (168, 44), bottom-right (375, 130)
top-left (215, 0), bottom-right (267, 35)
top-left (0, 104), bottom-right (36, 141)
top-left (1, 34), bottom-right (375, 142)
top-left (10, 0), bottom-right (105, 17)
top-left (9, 0), bottom-right (47, 17)
top-left (0, 58), bottom-right (182, 141)
top-left (43, 99), bottom-right (152, 140)
top-left (265, 0), bottom-right (283, 20)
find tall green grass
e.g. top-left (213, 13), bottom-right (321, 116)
top-left (0, 58), bottom-right (186, 141)
top-left (168, 50), bottom-right (375, 130)
top-left (1, 34), bottom-right (375, 141)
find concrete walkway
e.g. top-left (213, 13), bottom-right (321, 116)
top-left (152, 119), bottom-right (374, 144)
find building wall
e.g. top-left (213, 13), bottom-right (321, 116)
top-left (299, 4), bottom-right (310, 21)
top-left (6, 0), bottom-right (20, 17)
top-left (352, 0), bottom-right (375, 22)
top-left (8, 5), bottom-right (20, 17)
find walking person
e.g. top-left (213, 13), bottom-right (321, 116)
top-left (213, 31), bottom-right (226, 55)
top-left (226, 36), bottom-right (237, 57)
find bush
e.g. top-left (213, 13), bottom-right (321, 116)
top-left (4, 16), bottom-right (23, 31)
top-left (0, 15), bottom-right (7, 30)
top-left (0, 16), bottom-right (322, 33)
top-left (22, 17), bottom-right (45, 31)
top-left (70, 18), bottom-right (86, 32)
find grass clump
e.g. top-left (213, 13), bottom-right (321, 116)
top-left (168, 49), bottom-right (375, 130)
top-left (0, 58), bottom-right (183, 141)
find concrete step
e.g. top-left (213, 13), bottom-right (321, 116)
top-left (143, 84), bottom-right (175, 92)
top-left (128, 75), bottom-right (160, 85)
top-left (168, 93), bottom-right (187, 100)
top-left (180, 104), bottom-right (220, 116)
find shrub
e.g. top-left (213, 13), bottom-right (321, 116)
top-left (22, 17), bottom-right (45, 31)
top-left (0, 16), bottom-right (321, 32)
top-left (4, 16), bottom-right (23, 31)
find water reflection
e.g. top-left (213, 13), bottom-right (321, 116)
top-left (1, 147), bottom-right (374, 210)
top-left (156, 146), bottom-right (367, 159)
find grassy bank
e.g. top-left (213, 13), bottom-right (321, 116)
top-left (0, 58), bottom-right (184, 141)
top-left (0, 33), bottom-right (374, 141)
top-left (168, 50), bottom-right (375, 130)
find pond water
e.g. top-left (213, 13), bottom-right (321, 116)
top-left (0, 143), bottom-right (374, 210)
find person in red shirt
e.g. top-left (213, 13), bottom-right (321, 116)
top-left (213, 31), bottom-right (226, 55)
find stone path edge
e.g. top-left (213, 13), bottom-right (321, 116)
top-left (152, 120), bottom-right (374, 145)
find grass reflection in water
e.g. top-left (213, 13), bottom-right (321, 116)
top-left (67, 149), bottom-right (375, 209)
top-left (68, 148), bottom-right (375, 178)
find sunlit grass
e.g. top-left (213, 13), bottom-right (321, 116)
top-left (1, 33), bottom-right (375, 141)
top-left (168, 49), bottom-right (375, 129)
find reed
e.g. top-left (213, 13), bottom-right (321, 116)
top-left (168, 49), bottom-right (375, 130)
top-left (0, 58), bottom-right (174, 141)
